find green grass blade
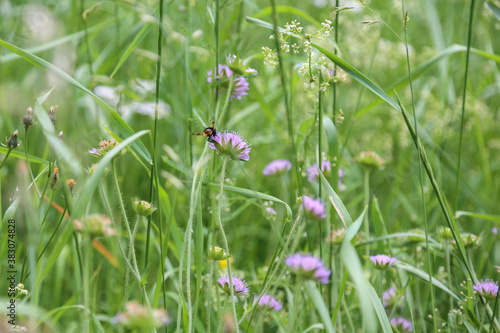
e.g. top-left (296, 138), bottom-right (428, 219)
top-left (304, 281), bottom-right (334, 333)
top-left (456, 211), bottom-right (500, 223)
top-left (319, 171), bottom-right (352, 226)
top-left (110, 22), bottom-right (152, 78)
top-left (0, 39), bottom-right (151, 163)
top-left (395, 262), bottom-right (461, 301)
top-left (0, 147), bottom-right (49, 165)
top-left (203, 182), bottom-right (293, 221)
top-left (368, 285), bottom-right (392, 333)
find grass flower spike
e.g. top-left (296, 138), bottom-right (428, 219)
top-left (209, 131), bottom-right (251, 161)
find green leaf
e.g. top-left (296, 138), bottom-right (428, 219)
top-left (0, 39), bottom-right (152, 163)
top-left (0, 147), bottom-right (49, 165)
top-left (487, 2), bottom-right (500, 21)
top-left (395, 262), bottom-right (461, 301)
top-left (456, 211), bottom-right (500, 223)
top-left (110, 23), bottom-right (152, 78)
top-left (203, 182), bottom-right (292, 221)
top-left (319, 171), bottom-right (352, 226)
top-left (368, 285), bottom-right (392, 333)
top-left (304, 281), bottom-right (334, 333)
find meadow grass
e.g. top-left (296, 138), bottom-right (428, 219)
top-left (1, 0), bottom-right (500, 332)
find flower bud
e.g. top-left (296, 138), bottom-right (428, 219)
top-left (132, 199), bottom-right (156, 217)
top-left (208, 246), bottom-right (229, 261)
top-left (21, 107), bottom-right (34, 129)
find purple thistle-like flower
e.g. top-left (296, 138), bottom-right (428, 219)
top-left (306, 161), bottom-right (343, 187)
top-left (285, 253), bottom-right (331, 284)
top-left (209, 131), bottom-right (251, 161)
top-left (217, 275), bottom-right (249, 296)
top-left (473, 280), bottom-right (499, 299)
top-left (383, 286), bottom-right (405, 312)
top-left (254, 294), bottom-right (282, 311)
top-left (88, 148), bottom-right (102, 157)
top-left (390, 317), bottom-right (413, 333)
top-left (370, 254), bottom-right (397, 270)
top-left (263, 159), bottom-right (292, 176)
top-left (207, 64), bottom-right (251, 100)
top-left (301, 196), bottom-right (326, 220)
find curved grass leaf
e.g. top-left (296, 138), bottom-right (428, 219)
top-left (304, 280), bottom-right (334, 333)
top-left (456, 211), bottom-right (500, 223)
top-left (0, 147), bottom-right (49, 165)
top-left (0, 39), bottom-right (151, 163)
top-left (395, 261), bottom-right (461, 301)
top-left (110, 22), bottom-right (152, 78)
top-left (368, 285), bottom-right (392, 333)
top-left (203, 182), bottom-right (292, 221)
top-left (319, 171), bottom-right (352, 226)
top-left (340, 209), bottom-right (377, 332)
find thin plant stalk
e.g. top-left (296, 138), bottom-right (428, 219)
top-left (480, 302), bottom-right (488, 332)
top-left (363, 169), bottom-right (370, 261)
top-left (318, 78), bottom-right (324, 260)
top-left (454, 0), bottom-right (476, 210)
top-left (0, 148), bottom-right (12, 169)
top-left (24, 129), bottom-right (40, 195)
top-left (401, 3), bottom-right (437, 331)
top-left (216, 156), bottom-right (238, 328)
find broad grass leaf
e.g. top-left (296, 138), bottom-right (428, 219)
top-left (304, 281), bottom-right (334, 333)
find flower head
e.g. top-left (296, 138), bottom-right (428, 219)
top-left (226, 54), bottom-right (258, 76)
top-left (355, 150), bottom-right (386, 171)
top-left (49, 167), bottom-right (59, 190)
top-left (390, 317), bottom-right (413, 333)
top-left (89, 139), bottom-right (126, 158)
top-left (132, 199), bottom-right (156, 217)
top-left (306, 160), bottom-right (331, 182)
top-left (73, 213), bottom-right (117, 238)
top-left (301, 196), bottom-right (326, 220)
top-left (370, 254), bottom-right (397, 270)
top-left (285, 253), bottom-right (331, 284)
top-left (209, 131), bottom-right (251, 161)
top-left (254, 294), bottom-right (282, 311)
top-left (113, 301), bottom-right (170, 330)
top-left (4, 130), bottom-right (20, 149)
top-left (262, 159), bottom-right (292, 176)
top-left (451, 233), bottom-right (480, 249)
top-left (66, 179), bottom-right (76, 194)
top-left (383, 286), bottom-right (405, 312)
top-left (437, 227), bottom-right (454, 240)
top-left (473, 280), bottom-right (499, 299)
top-left (217, 275), bottom-right (249, 296)
top-left (207, 64), bottom-right (252, 100)
top-left (21, 107), bottom-right (34, 129)
top-left (48, 105), bottom-right (58, 125)
top-left (208, 246), bottom-right (229, 261)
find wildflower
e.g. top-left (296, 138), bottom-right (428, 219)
top-left (437, 227), bottom-right (454, 240)
top-left (14, 283), bottom-right (29, 296)
top-left (21, 107), bottom-right (34, 129)
top-left (285, 253), bottom-right (331, 284)
top-left (218, 256), bottom-right (234, 269)
top-left (73, 213), bottom-right (117, 238)
top-left (48, 105), bottom-right (58, 125)
top-left (262, 159), bottom-right (292, 176)
top-left (390, 317), bottom-right (413, 333)
top-left (254, 294), bottom-right (282, 311)
top-left (132, 199), bottom-right (156, 217)
top-left (113, 300), bottom-right (170, 330)
top-left (209, 131), bottom-right (251, 161)
top-left (473, 280), bottom-right (499, 299)
top-left (66, 179), bottom-right (76, 194)
top-left (49, 167), bottom-right (59, 189)
top-left (370, 254), bottom-right (397, 270)
top-left (226, 54), bottom-right (258, 76)
top-left (327, 228), bottom-right (360, 245)
top-left (306, 160), bottom-right (344, 187)
top-left (207, 64), bottom-right (251, 100)
top-left (301, 196), bottom-right (326, 220)
top-left (89, 139), bottom-right (126, 158)
top-left (451, 233), bottom-right (480, 249)
top-left (493, 227), bottom-right (499, 237)
top-left (217, 275), bottom-right (249, 296)
top-left (10, 325), bottom-right (28, 332)
top-left (4, 130), bottom-right (20, 149)
top-left (262, 47), bottom-right (279, 68)
top-left (355, 150), bottom-right (386, 171)
top-left (265, 207), bottom-right (277, 216)
top-left (383, 286), bottom-right (405, 312)
top-left (208, 246), bottom-right (229, 261)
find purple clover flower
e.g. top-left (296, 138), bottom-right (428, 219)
top-left (473, 280), bottom-right (499, 299)
top-left (390, 317), bottom-right (413, 333)
top-left (209, 131), bottom-right (251, 161)
top-left (370, 254), bottom-right (397, 270)
top-left (285, 253), bottom-right (331, 284)
top-left (217, 275), bottom-right (249, 296)
top-left (301, 196), bottom-right (326, 220)
top-left (262, 159), bottom-right (292, 176)
top-left (254, 294), bottom-right (282, 311)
